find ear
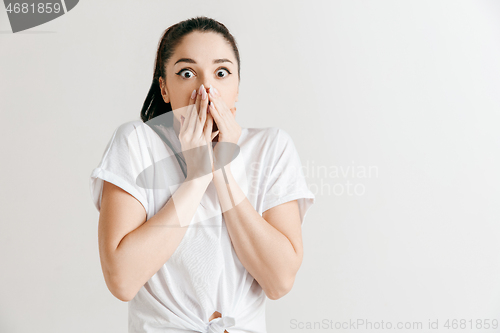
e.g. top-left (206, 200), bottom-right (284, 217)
top-left (159, 77), bottom-right (170, 103)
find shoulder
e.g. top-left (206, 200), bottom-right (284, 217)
top-left (103, 120), bottom-right (150, 156)
top-left (109, 119), bottom-right (158, 147)
top-left (113, 119), bottom-right (145, 137)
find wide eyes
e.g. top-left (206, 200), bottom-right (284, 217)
top-left (178, 69), bottom-right (194, 79)
top-left (216, 68), bottom-right (230, 78)
top-left (176, 67), bottom-right (231, 79)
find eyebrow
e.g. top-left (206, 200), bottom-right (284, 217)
top-left (173, 58), bottom-right (233, 66)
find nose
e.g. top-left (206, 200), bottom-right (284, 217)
top-left (198, 81), bottom-right (213, 96)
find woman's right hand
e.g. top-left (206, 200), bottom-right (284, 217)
top-left (179, 84), bottom-right (217, 183)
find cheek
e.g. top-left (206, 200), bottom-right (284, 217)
top-left (224, 93), bottom-right (237, 107)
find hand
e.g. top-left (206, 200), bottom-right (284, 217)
top-left (194, 84), bottom-right (219, 145)
top-left (208, 86), bottom-right (241, 144)
top-left (208, 85), bottom-right (241, 171)
top-left (178, 84), bottom-right (218, 182)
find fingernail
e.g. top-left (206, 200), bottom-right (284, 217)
top-left (198, 84), bottom-right (204, 96)
top-left (213, 86), bottom-right (219, 96)
top-left (190, 89), bottom-right (197, 100)
top-left (201, 87), bottom-right (207, 100)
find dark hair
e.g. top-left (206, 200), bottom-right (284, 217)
top-left (140, 16), bottom-right (241, 123)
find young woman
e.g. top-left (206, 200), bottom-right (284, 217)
top-left (90, 16), bottom-right (315, 333)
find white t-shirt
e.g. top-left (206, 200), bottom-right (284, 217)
top-left (89, 118), bottom-right (315, 333)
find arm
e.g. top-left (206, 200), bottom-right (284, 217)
top-left (212, 165), bottom-right (303, 300)
top-left (98, 174), bottom-right (212, 302)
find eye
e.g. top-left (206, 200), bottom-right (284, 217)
top-left (175, 67), bottom-right (232, 79)
top-left (216, 67), bottom-right (231, 78)
top-left (176, 69), bottom-right (195, 79)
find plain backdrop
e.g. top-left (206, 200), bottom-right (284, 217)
top-left (1, 1), bottom-right (500, 332)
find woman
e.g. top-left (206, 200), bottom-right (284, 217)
top-left (90, 16), bottom-right (315, 333)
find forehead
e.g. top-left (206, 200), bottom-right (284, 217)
top-left (171, 31), bottom-right (236, 65)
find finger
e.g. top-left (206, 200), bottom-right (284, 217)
top-left (195, 85), bottom-right (202, 119)
top-left (187, 104), bottom-right (198, 136)
top-left (180, 105), bottom-right (193, 136)
top-left (188, 89), bottom-right (196, 109)
top-left (196, 86), bottom-right (209, 139)
top-left (181, 89), bottom-right (197, 133)
top-left (182, 89), bottom-right (197, 129)
top-left (202, 111), bottom-right (215, 166)
top-left (188, 85), bottom-right (204, 137)
top-left (203, 107), bottom-right (213, 140)
top-left (211, 129), bottom-right (220, 141)
top-left (187, 89), bottom-right (201, 135)
top-left (210, 91), bottom-right (233, 120)
top-left (206, 112), bottom-right (220, 141)
top-left (209, 101), bottom-right (228, 133)
top-left (208, 87), bottom-right (226, 117)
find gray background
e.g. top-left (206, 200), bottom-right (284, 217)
top-left (1, 0), bottom-right (500, 332)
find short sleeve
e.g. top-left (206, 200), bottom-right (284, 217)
top-left (89, 121), bottom-right (150, 215)
top-left (262, 128), bottom-right (315, 225)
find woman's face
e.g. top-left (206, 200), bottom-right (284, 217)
top-left (159, 31), bottom-right (239, 135)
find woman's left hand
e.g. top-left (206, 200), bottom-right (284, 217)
top-left (208, 85), bottom-right (241, 173)
top-left (208, 86), bottom-right (241, 145)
